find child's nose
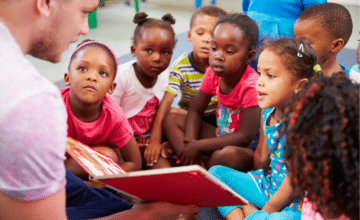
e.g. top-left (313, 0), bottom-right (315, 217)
top-left (203, 33), bottom-right (211, 43)
top-left (214, 50), bottom-right (224, 61)
top-left (152, 52), bottom-right (161, 62)
top-left (256, 76), bottom-right (264, 87)
top-left (87, 71), bottom-right (97, 81)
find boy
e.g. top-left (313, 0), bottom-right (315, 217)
top-left (144, 6), bottom-right (227, 167)
top-left (293, 2), bottom-right (353, 76)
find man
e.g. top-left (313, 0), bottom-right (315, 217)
top-left (0, 0), bottom-right (198, 219)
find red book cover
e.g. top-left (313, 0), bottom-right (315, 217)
top-left (66, 137), bottom-right (248, 207)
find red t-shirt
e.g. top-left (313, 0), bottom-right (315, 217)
top-left (61, 88), bottom-right (133, 149)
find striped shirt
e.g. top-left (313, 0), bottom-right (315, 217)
top-left (166, 52), bottom-right (217, 114)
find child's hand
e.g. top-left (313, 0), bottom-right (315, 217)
top-left (179, 138), bottom-right (201, 165)
top-left (144, 142), bottom-right (162, 167)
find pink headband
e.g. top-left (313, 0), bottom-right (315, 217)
top-left (72, 41), bottom-right (118, 68)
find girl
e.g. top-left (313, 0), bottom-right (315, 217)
top-left (209, 38), bottom-right (322, 220)
top-left (172, 13), bottom-right (261, 171)
top-left (111, 12), bottom-right (176, 169)
top-left (285, 73), bottom-right (359, 220)
top-left (62, 40), bottom-right (142, 179)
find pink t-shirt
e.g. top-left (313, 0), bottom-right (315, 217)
top-left (128, 96), bottom-right (159, 136)
top-left (61, 88), bottom-right (133, 149)
top-left (301, 198), bottom-right (350, 220)
top-left (200, 66), bottom-right (258, 136)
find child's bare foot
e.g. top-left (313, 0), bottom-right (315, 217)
top-left (160, 141), bottom-right (173, 159)
top-left (161, 142), bottom-right (180, 165)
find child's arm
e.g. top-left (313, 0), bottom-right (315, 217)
top-left (183, 89), bottom-right (212, 141)
top-left (253, 110), bottom-right (271, 171)
top-left (261, 175), bottom-right (295, 214)
top-left (144, 91), bottom-right (176, 167)
top-left (181, 101), bottom-right (261, 165)
top-left (119, 136), bottom-right (142, 172)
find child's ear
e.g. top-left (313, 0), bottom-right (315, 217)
top-left (36, 0), bottom-right (51, 17)
top-left (64, 73), bottom-right (71, 86)
top-left (187, 30), bottom-right (192, 42)
top-left (330, 38), bottom-right (344, 53)
top-left (295, 78), bottom-right (308, 93)
top-left (246, 50), bottom-right (256, 65)
top-left (130, 45), bottom-right (136, 57)
top-left (107, 82), bottom-right (116, 95)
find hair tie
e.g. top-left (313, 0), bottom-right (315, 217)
top-left (313, 64), bottom-right (322, 73)
top-left (72, 41), bottom-right (118, 68)
top-left (297, 43), bottom-right (304, 58)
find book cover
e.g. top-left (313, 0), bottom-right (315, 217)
top-left (66, 137), bottom-right (248, 207)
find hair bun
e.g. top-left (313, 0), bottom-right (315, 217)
top-left (161, 13), bottom-right (176, 25)
top-left (133, 12), bottom-right (148, 24)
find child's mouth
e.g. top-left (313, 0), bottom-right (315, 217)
top-left (257, 92), bottom-right (266, 100)
top-left (84, 85), bottom-right (97, 91)
top-left (212, 65), bottom-right (224, 72)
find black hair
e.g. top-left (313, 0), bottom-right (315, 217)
top-left (214, 13), bottom-right (259, 51)
top-left (132, 12), bottom-right (176, 46)
top-left (69, 39), bottom-right (118, 78)
top-left (284, 72), bottom-right (359, 219)
top-left (190, 5), bottom-right (227, 29)
top-left (297, 3), bottom-right (353, 46)
top-left (260, 38), bottom-right (322, 79)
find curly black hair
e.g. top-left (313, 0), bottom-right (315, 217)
top-left (283, 72), bottom-right (359, 219)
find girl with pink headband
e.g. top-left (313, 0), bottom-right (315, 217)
top-left (61, 40), bottom-right (142, 179)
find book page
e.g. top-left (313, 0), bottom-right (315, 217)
top-left (66, 137), bottom-right (125, 177)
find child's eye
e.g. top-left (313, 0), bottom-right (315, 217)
top-left (162, 51), bottom-right (170, 55)
top-left (145, 49), bottom-right (153, 53)
top-left (78, 66), bottom-right (86, 71)
top-left (210, 46), bottom-right (216, 51)
top-left (99, 71), bottom-right (108, 77)
top-left (267, 73), bottom-right (275, 78)
top-left (226, 50), bottom-right (235, 55)
top-left (197, 32), bottom-right (203, 36)
top-left (256, 71), bottom-right (261, 76)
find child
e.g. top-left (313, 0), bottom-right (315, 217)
top-left (175, 13), bottom-right (261, 171)
top-left (242, 0), bottom-right (326, 70)
top-left (209, 38), bottom-right (321, 220)
top-left (349, 41), bottom-right (360, 83)
top-left (293, 2), bottom-right (353, 77)
top-left (62, 40), bottom-right (142, 179)
top-left (284, 73), bottom-right (359, 220)
top-left (144, 6), bottom-right (227, 167)
top-left (111, 12), bottom-right (176, 169)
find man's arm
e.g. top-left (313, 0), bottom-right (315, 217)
top-left (0, 189), bottom-right (67, 220)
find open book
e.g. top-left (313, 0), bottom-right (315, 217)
top-left (66, 137), bottom-right (248, 207)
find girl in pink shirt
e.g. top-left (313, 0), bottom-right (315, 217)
top-left (62, 40), bottom-right (142, 179)
top-left (284, 73), bottom-right (359, 220)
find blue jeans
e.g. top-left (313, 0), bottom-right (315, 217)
top-left (66, 170), bottom-right (133, 219)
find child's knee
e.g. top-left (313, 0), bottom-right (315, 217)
top-left (163, 112), bottom-right (185, 129)
top-left (93, 145), bottom-right (119, 163)
top-left (208, 165), bottom-right (228, 177)
top-left (210, 146), bottom-right (238, 163)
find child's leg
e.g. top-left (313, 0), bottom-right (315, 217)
top-left (65, 157), bottom-right (89, 180)
top-left (208, 165), bottom-right (267, 218)
top-left (93, 145), bottom-right (119, 163)
top-left (162, 112), bottom-right (187, 154)
top-left (208, 146), bottom-right (254, 171)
